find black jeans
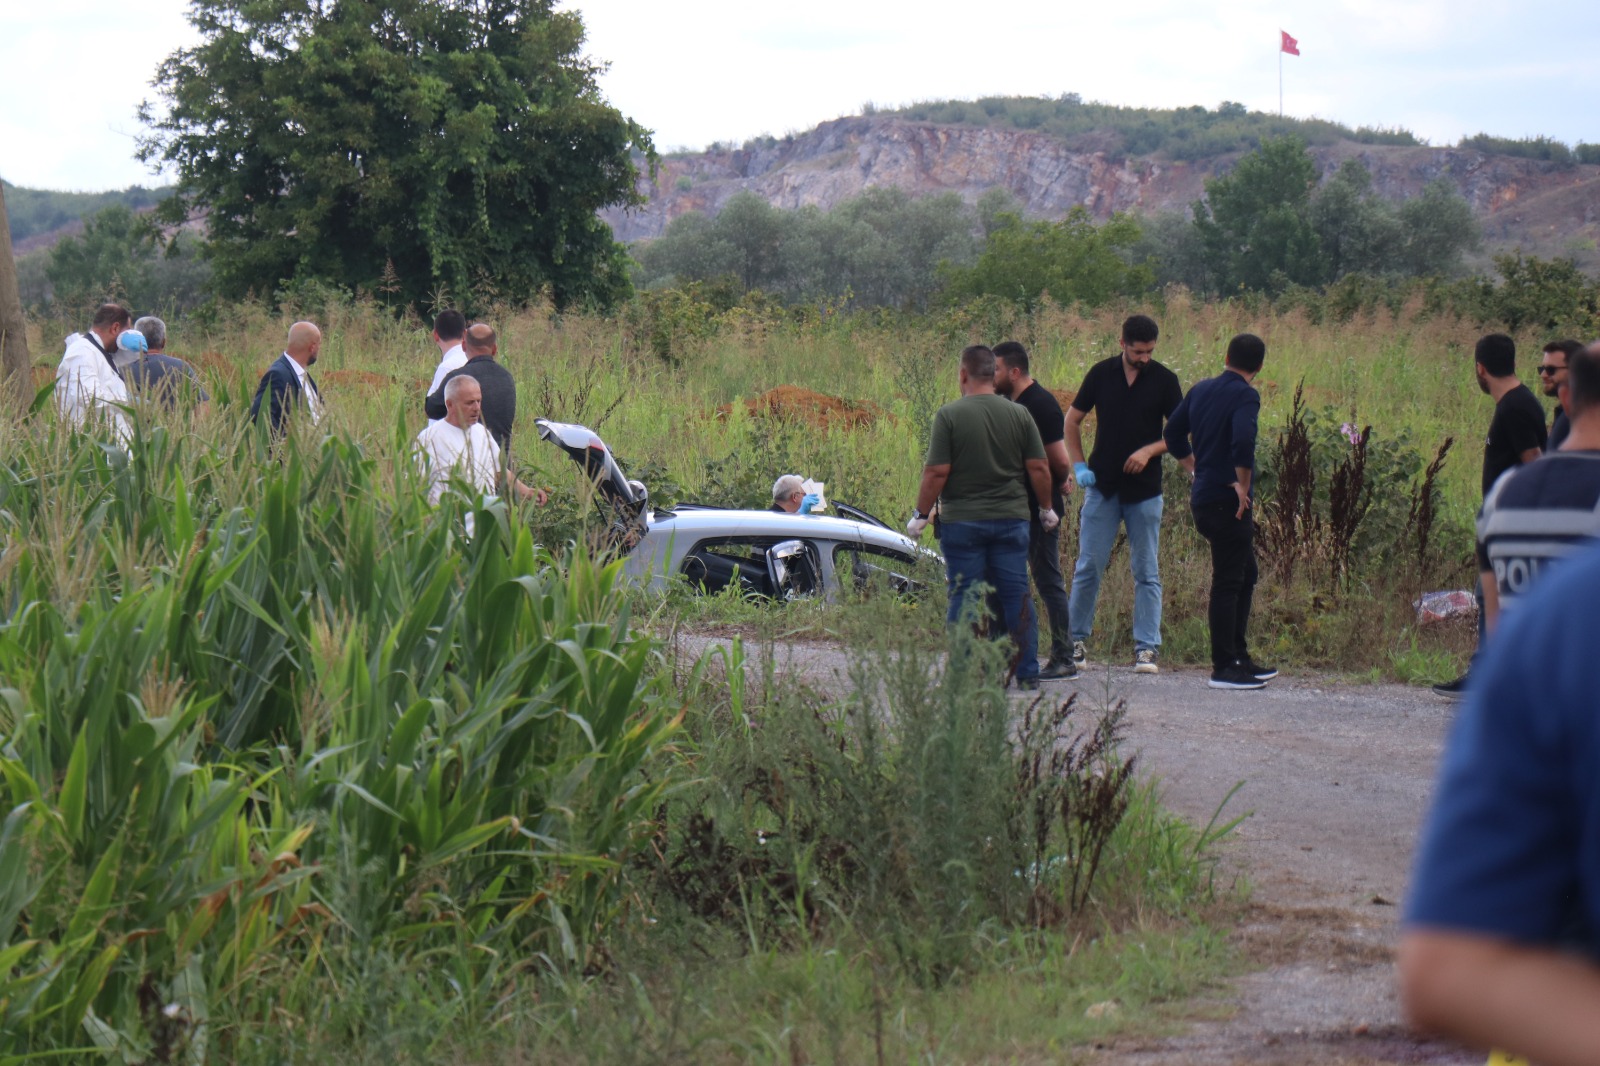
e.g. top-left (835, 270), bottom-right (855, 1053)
top-left (1191, 497), bottom-right (1258, 669)
top-left (1027, 516), bottom-right (1073, 662)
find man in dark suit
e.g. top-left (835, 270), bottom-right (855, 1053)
top-left (249, 321), bottom-right (323, 436)
top-left (425, 322), bottom-right (515, 452)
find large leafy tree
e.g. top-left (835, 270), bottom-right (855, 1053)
top-left (138, 0), bottom-right (654, 311)
top-left (1193, 136), bottom-right (1324, 294)
top-left (940, 206), bottom-right (1152, 311)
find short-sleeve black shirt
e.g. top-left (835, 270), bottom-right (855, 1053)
top-left (1014, 381), bottom-right (1066, 515)
top-left (1482, 384), bottom-right (1547, 497)
top-left (426, 357), bottom-right (519, 454)
top-left (1070, 356), bottom-right (1184, 503)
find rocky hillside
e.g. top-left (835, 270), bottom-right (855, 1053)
top-left (604, 116), bottom-right (1600, 268)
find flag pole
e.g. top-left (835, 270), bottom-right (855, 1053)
top-left (1279, 43), bottom-right (1283, 116)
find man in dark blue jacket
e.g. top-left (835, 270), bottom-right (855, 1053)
top-left (249, 321), bottom-right (323, 437)
top-left (1164, 333), bottom-right (1274, 690)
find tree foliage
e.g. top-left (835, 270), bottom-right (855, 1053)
top-left (940, 207), bottom-right (1151, 310)
top-left (43, 205), bottom-right (211, 315)
top-left (138, 0), bottom-right (653, 311)
top-left (634, 188), bottom-right (977, 309)
top-left (1189, 137), bottom-right (1479, 294)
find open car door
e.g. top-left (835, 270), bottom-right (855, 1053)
top-left (535, 419), bottom-right (648, 547)
top-left (765, 540), bottom-right (821, 602)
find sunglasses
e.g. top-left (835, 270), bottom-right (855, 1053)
top-left (1537, 365), bottom-right (1565, 375)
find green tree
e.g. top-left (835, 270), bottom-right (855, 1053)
top-left (1468, 253), bottom-right (1600, 334)
top-left (138, 0), bottom-right (653, 311)
top-left (1193, 136), bottom-right (1323, 293)
top-left (941, 206), bottom-right (1151, 310)
top-left (1309, 159), bottom-right (1404, 281)
top-left (43, 205), bottom-right (213, 314)
top-left (1395, 179), bottom-right (1480, 277)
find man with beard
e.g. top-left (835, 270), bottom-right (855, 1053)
top-left (1062, 314), bottom-right (1184, 674)
top-left (994, 340), bottom-right (1077, 680)
top-left (56, 302), bottom-right (133, 443)
top-left (1540, 339), bottom-right (1583, 451)
top-left (1433, 333), bottom-right (1546, 700)
top-left (249, 321), bottom-right (324, 437)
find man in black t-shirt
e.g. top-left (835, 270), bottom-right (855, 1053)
top-left (995, 341), bottom-right (1077, 679)
top-left (1062, 315), bottom-right (1184, 674)
top-left (1434, 333), bottom-right (1547, 699)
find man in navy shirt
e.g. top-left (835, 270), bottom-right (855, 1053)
top-left (1163, 334), bottom-right (1275, 690)
top-left (1401, 538), bottom-right (1600, 1064)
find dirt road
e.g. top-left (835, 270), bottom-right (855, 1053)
top-left (684, 635), bottom-right (1479, 1065)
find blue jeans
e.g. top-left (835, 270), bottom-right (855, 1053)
top-left (1068, 488), bottom-right (1164, 652)
top-left (938, 518), bottom-right (1037, 681)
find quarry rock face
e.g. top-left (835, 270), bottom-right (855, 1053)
top-left (603, 116), bottom-right (1600, 263)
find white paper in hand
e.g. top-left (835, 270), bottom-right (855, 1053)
top-left (801, 478), bottom-right (827, 511)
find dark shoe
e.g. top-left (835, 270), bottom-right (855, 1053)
top-left (1133, 649), bottom-right (1159, 674)
top-left (1432, 673), bottom-right (1470, 700)
top-left (1039, 659), bottom-right (1079, 681)
top-left (1242, 656), bottom-right (1278, 681)
top-left (1014, 677), bottom-right (1040, 692)
top-left (1209, 662), bottom-right (1266, 690)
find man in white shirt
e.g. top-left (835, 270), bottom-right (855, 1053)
top-left (414, 376), bottom-right (545, 532)
top-left (424, 309), bottom-right (467, 421)
top-left (57, 302), bottom-right (133, 443)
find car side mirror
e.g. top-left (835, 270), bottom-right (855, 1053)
top-left (766, 539), bottom-right (820, 601)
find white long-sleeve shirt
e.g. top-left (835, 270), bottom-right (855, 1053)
top-left (425, 343), bottom-right (467, 422)
top-left (57, 332), bottom-right (131, 444)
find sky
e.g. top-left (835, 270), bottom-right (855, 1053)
top-left (4, 0), bottom-right (1598, 193)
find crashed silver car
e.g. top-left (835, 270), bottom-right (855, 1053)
top-left (536, 419), bottom-right (940, 601)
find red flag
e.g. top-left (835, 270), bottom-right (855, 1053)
top-left (1281, 30), bottom-right (1301, 56)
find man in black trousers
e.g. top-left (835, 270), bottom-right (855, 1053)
top-left (1163, 333), bottom-right (1275, 690)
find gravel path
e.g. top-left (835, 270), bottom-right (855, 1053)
top-left (676, 634), bottom-right (1480, 1065)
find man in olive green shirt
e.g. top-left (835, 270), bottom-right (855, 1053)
top-left (908, 345), bottom-right (1058, 687)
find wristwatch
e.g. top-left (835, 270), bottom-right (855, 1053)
top-left (911, 507), bottom-right (928, 520)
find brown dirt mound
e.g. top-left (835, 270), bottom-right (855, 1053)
top-left (1051, 387), bottom-right (1078, 412)
top-left (191, 351), bottom-right (238, 378)
top-left (717, 385), bottom-right (889, 430)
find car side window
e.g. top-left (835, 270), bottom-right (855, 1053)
top-left (681, 536), bottom-right (783, 598)
top-left (832, 544), bottom-right (925, 598)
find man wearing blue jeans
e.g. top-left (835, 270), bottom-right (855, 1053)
top-left (907, 345), bottom-right (1057, 688)
top-left (1063, 315), bottom-right (1184, 674)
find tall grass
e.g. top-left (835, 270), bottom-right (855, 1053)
top-left (0, 408), bottom-right (682, 1058)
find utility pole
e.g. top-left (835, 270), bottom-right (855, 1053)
top-left (0, 181), bottom-right (33, 413)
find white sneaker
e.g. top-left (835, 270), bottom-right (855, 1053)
top-left (1072, 640), bottom-right (1089, 668)
top-left (1134, 649), bottom-right (1159, 674)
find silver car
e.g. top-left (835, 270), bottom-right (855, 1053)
top-left (537, 419), bottom-right (940, 601)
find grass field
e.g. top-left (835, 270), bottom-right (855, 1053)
top-left (1, 290), bottom-right (1512, 1059)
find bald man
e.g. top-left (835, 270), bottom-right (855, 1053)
top-left (249, 321), bottom-right (324, 437)
top-left (425, 322), bottom-right (517, 452)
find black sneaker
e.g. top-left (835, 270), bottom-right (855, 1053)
top-left (1209, 662), bottom-right (1266, 690)
top-left (1039, 659), bottom-right (1079, 681)
top-left (1432, 673), bottom-right (1470, 700)
top-left (1243, 657), bottom-right (1278, 681)
top-left (1014, 677), bottom-right (1040, 692)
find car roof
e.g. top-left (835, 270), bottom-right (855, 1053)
top-left (647, 508), bottom-right (924, 553)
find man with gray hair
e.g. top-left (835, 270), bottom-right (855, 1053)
top-left (122, 315), bottom-right (209, 412)
top-left (415, 375), bottom-right (544, 533)
top-left (770, 475), bottom-right (820, 514)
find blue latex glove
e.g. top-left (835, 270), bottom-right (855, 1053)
top-left (1073, 462), bottom-right (1096, 489)
top-left (799, 492), bottom-right (821, 515)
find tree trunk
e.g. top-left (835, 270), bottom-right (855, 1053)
top-left (0, 181), bottom-right (32, 413)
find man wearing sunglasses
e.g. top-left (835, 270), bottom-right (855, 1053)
top-left (1539, 340), bottom-right (1584, 451)
top-left (1433, 334), bottom-right (1547, 700)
